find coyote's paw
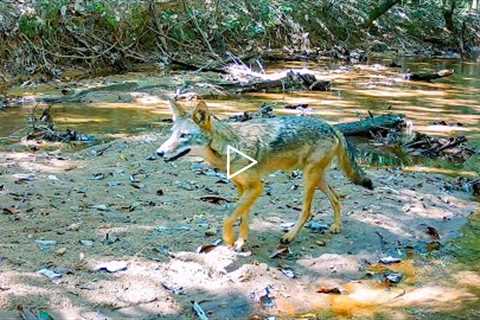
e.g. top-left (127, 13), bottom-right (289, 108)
top-left (280, 231), bottom-right (296, 244)
top-left (329, 223), bottom-right (342, 234)
top-left (234, 238), bottom-right (246, 252)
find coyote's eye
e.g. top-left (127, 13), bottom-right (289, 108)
top-left (180, 133), bottom-right (190, 138)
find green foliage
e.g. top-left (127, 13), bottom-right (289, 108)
top-left (18, 15), bottom-right (43, 37)
top-left (3, 0), bottom-right (480, 76)
top-left (85, 1), bottom-right (119, 30)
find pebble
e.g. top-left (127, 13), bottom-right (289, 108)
top-left (35, 240), bottom-right (57, 251)
top-left (379, 256), bottom-right (402, 264)
top-left (79, 240), bottom-right (94, 246)
top-left (204, 227), bottom-right (217, 236)
top-left (55, 247), bottom-right (67, 256)
top-left (385, 272), bottom-right (403, 284)
top-left (38, 268), bottom-right (62, 280)
top-left (315, 240), bottom-right (326, 246)
top-left (92, 204), bottom-right (108, 211)
top-left (306, 221), bottom-right (329, 233)
top-left (95, 261), bottom-right (128, 273)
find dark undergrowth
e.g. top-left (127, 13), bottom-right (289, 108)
top-left (0, 0), bottom-right (479, 85)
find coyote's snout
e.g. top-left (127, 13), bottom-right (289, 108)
top-left (158, 98), bottom-right (373, 250)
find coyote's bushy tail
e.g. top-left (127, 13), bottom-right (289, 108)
top-left (335, 130), bottom-right (374, 190)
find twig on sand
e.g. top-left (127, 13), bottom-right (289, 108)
top-left (375, 231), bottom-right (386, 252)
top-left (192, 301), bottom-right (209, 320)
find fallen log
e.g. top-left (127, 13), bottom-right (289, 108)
top-left (228, 104), bottom-right (406, 137)
top-left (406, 69), bottom-right (454, 81)
top-left (334, 114), bottom-right (406, 136)
top-left (219, 70), bottom-right (331, 93)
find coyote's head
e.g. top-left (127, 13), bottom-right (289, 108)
top-left (156, 99), bottom-right (212, 162)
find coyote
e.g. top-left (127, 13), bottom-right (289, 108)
top-left (157, 99), bottom-right (373, 250)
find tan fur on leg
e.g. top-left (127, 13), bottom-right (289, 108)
top-left (224, 178), bottom-right (263, 249)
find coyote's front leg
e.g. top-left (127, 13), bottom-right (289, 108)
top-left (224, 179), bottom-right (263, 250)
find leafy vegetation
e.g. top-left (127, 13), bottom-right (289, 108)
top-left (0, 0), bottom-right (479, 79)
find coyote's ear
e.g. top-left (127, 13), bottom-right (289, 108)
top-left (192, 100), bottom-right (211, 130)
top-left (167, 99), bottom-right (187, 121)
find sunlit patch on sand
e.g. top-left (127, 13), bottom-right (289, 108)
top-left (403, 165), bottom-right (478, 177)
top-left (293, 281), bottom-right (476, 319)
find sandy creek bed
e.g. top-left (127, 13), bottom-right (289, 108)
top-left (0, 132), bottom-right (479, 319)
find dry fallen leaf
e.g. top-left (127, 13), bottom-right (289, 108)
top-left (317, 287), bottom-right (341, 294)
top-left (269, 246), bottom-right (290, 259)
top-left (2, 207), bottom-right (18, 215)
top-left (196, 243), bottom-right (218, 254)
top-left (198, 195), bottom-right (231, 204)
top-left (426, 226), bottom-right (440, 240)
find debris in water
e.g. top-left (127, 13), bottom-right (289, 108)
top-left (284, 103), bottom-right (309, 110)
top-left (26, 107), bottom-right (95, 143)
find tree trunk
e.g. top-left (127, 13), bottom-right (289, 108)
top-left (443, 0), bottom-right (457, 33)
top-left (365, 0), bottom-right (402, 28)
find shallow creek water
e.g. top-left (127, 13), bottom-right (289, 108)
top-left (2, 57), bottom-right (479, 168)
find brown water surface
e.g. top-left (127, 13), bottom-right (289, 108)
top-left (1, 58), bottom-right (479, 146)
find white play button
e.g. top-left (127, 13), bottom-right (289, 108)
top-left (227, 145), bottom-right (258, 179)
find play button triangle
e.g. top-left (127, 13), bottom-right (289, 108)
top-left (227, 145), bottom-right (258, 179)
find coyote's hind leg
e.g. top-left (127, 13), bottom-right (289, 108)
top-left (280, 165), bottom-right (321, 244)
top-left (317, 179), bottom-right (342, 233)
